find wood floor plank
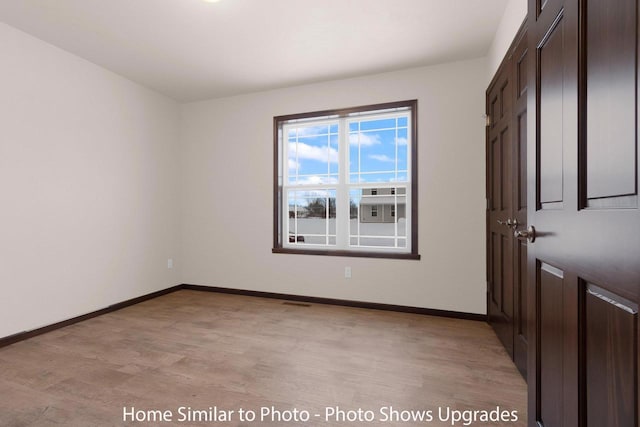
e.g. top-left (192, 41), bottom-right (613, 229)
top-left (0, 290), bottom-right (526, 426)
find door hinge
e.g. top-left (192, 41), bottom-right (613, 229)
top-left (485, 114), bottom-right (491, 127)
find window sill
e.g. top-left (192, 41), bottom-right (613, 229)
top-left (272, 247), bottom-right (421, 260)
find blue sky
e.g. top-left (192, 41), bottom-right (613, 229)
top-left (288, 116), bottom-right (408, 185)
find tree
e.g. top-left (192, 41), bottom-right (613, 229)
top-left (304, 197), bottom-right (336, 218)
top-left (305, 198), bottom-right (326, 218)
top-left (350, 200), bottom-right (358, 219)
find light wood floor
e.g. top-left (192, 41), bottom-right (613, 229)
top-left (0, 290), bottom-right (526, 426)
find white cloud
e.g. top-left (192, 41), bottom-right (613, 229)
top-left (349, 133), bottom-right (381, 146)
top-left (288, 159), bottom-right (300, 170)
top-left (396, 137), bottom-right (408, 146)
top-left (369, 154), bottom-right (395, 163)
top-left (295, 176), bottom-right (339, 185)
top-left (288, 124), bottom-right (337, 139)
top-left (289, 142), bottom-right (338, 163)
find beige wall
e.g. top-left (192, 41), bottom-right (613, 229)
top-left (0, 23), bottom-right (181, 338)
top-left (487, 0), bottom-right (528, 84)
top-left (180, 58), bottom-right (489, 314)
top-left (1, 19), bottom-right (501, 340)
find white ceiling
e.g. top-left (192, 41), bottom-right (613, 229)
top-left (0, 0), bottom-right (508, 102)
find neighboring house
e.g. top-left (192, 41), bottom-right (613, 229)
top-left (359, 188), bottom-right (406, 223)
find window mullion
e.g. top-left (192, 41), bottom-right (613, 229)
top-left (282, 125), bottom-right (290, 247)
top-left (336, 117), bottom-right (349, 249)
top-left (282, 186), bottom-right (290, 247)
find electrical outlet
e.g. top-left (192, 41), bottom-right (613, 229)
top-left (167, 259), bottom-right (173, 269)
top-left (344, 266), bottom-right (352, 279)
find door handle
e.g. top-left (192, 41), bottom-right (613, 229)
top-left (497, 218), bottom-right (519, 229)
top-left (514, 225), bottom-right (536, 243)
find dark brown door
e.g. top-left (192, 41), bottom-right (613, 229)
top-left (487, 54), bottom-right (515, 361)
top-left (511, 29), bottom-right (529, 380)
top-left (527, 0), bottom-right (640, 425)
top-left (486, 24), bottom-right (529, 379)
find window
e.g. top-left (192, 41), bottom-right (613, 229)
top-left (273, 100), bottom-right (419, 259)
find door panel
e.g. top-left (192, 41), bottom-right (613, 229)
top-left (514, 239), bottom-right (528, 375)
top-left (538, 14), bottom-right (565, 206)
top-left (527, 0), bottom-right (640, 425)
top-left (536, 264), bottom-right (580, 427)
top-left (501, 128), bottom-right (511, 212)
top-left (538, 263), bottom-right (564, 427)
top-left (518, 50), bottom-right (528, 100)
top-left (585, 284), bottom-right (637, 427)
top-left (517, 112), bottom-right (528, 212)
top-left (586, 0), bottom-right (637, 200)
top-left (491, 233), bottom-right (503, 307)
